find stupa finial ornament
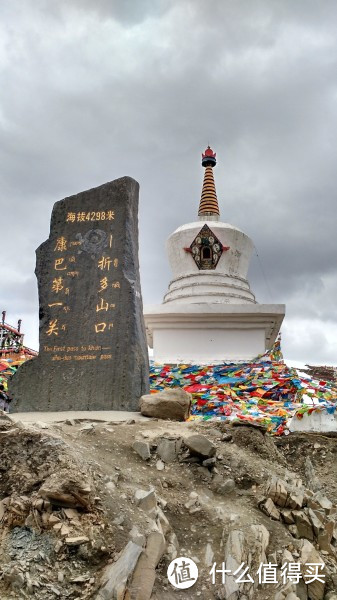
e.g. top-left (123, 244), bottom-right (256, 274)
top-left (198, 145), bottom-right (220, 219)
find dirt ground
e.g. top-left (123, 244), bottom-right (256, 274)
top-left (0, 416), bottom-right (336, 599)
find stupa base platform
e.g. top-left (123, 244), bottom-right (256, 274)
top-left (144, 303), bottom-right (285, 363)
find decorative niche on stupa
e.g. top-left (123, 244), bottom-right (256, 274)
top-left (186, 223), bottom-right (228, 270)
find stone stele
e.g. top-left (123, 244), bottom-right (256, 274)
top-left (10, 176), bottom-right (149, 411)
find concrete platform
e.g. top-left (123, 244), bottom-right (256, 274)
top-left (9, 411), bottom-right (149, 424)
top-left (288, 410), bottom-right (337, 433)
top-left (144, 302), bottom-right (285, 363)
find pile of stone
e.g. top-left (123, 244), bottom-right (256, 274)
top-left (96, 487), bottom-right (177, 599)
top-left (260, 475), bottom-right (337, 552)
top-left (2, 412), bottom-right (337, 600)
top-left (132, 430), bottom-right (217, 466)
top-left (0, 416), bottom-right (183, 599)
top-left (130, 424), bottom-right (337, 600)
top-left (258, 469), bottom-right (337, 600)
top-left (217, 524), bottom-right (270, 600)
top-left (132, 430), bottom-right (239, 515)
top-left (0, 417), bottom-right (109, 598)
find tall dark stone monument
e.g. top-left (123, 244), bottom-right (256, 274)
top-left (10, 177), bottom-right (149, 411)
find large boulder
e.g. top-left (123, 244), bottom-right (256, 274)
top-left (139, 388), bottom-right (191, 421)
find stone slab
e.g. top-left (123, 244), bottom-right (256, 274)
top-left (10, 177), bottom-right (149, 411)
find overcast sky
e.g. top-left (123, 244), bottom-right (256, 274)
top-left (1, 0), bottom-right (337, 365)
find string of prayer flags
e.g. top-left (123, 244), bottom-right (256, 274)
top-left (149, 339), bottom-right (337, 435)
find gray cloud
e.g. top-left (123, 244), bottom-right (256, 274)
top-left (1, 0), bottom-right (337, 364)
top-left (39, 0), bottom-right (173, 26)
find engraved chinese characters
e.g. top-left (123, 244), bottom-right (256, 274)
top-left (10, 177), bottom-right (149, 411)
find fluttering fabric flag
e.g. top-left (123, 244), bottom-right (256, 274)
top-left (0, 358), bottom-right (26, 391)
top-left (149, 338), bottom-right (337, 435)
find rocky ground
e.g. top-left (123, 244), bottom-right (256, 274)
top-left (0, 412), bottom-right (336, 600)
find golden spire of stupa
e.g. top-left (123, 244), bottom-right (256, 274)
top-left (198, 146), bottom-right (220, 217)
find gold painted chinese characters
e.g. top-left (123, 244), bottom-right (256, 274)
top-left (46, 231), bottom-right (120, 340)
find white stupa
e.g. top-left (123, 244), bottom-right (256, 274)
top-left (144, 146), bottom-right (285, 363)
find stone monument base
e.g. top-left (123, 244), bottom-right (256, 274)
top-left (144, 303), bottom-right (285, 363)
